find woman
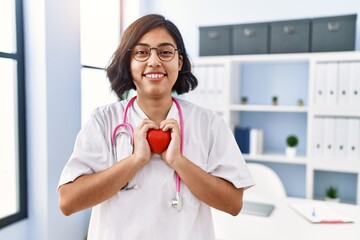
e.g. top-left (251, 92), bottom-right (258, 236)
top-left (58, 14), bottom-right (254, 240)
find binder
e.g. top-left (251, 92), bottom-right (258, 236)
top-left (234, 127), bottom-right (250, 154)
top-left (312, 117), bottom-right (324, 156)
top-left (349, 62), bottom-right (360, 107)
top-left (337, 62), bottom-right (351, 106)
top-left (314, 63), bottom-right (327, 106)
top-left (347, 118), bottom-right (360, 159)
top-left (325, 63), bottom-right (338, 106)
top-left (323, 117), bottom-right (335, 157)
top-left (334, 118), bottom-right (348, 157)
top-left (250, 129), bottom-right (264, 155)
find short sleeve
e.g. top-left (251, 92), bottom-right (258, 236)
top-left (206, 115), bottom-right (255, 189)
top-left (58, 109), bottom-right (111, 188)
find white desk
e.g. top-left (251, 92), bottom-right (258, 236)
top-left (212, 197), bottom-right (360, 240)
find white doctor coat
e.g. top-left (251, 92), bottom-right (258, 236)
top-left (58, 98), bottom-right (254, 240)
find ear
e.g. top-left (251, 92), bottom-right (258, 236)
top-left (178, 55), bottom-right (183, 71)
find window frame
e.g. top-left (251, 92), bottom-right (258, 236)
top-left (0, 0), bottom-right (27, 229)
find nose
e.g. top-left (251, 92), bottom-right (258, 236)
top-left (147, 49), bottom-right (161, 68)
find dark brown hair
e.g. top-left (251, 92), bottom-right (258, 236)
top-left (106, 14), bottom-right (198, 99)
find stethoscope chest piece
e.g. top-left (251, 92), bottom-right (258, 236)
top-left (171, 192), bottom-right (183, 212)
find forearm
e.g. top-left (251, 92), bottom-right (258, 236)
top-left (59, 154), bottom-right (144, 216)
top-left (173, 156), bottom-right (244, 216)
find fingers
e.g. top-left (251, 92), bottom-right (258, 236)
top-left (159, 118), bottom-right (180, 133)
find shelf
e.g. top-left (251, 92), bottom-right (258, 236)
top-left (311, 106), bottom-right (360, 117)
top-left (230, 104), bottom-right (308, 112)
top-left (311, 159), bottom-right (360, 173)
top-left (244, 153), bottom-right (307, 165)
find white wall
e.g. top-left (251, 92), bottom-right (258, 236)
top-left (141, 0), bottom-right (360, 57)
top-left (0, 0), bottom-right (89, 239)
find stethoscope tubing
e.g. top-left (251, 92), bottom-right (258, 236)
top-left (112, 96), bottom-right (183, 195)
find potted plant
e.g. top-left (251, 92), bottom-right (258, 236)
top-left (325, 186), bottom-right (340, 202)
top-left (272, 96), bottom-right (278, 105)
top-left (240, 96), bottom-right (248, 105)
top-left (285, 135), bottom-right (298, 158)
top-left (297, 99), bottom-right (304, 106)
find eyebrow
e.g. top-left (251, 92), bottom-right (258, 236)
top-left (136, 42), bottom-right (177, 48)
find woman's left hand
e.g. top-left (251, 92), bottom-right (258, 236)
top-left (159, 118), bottom-right (182, 167)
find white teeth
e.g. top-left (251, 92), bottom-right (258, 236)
top-left (145, 73), bottom-right (164, 79)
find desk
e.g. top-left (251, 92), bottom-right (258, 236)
top-left (212, 197), bottom-right (360, 240)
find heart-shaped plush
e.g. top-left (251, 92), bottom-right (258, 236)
top-left (147, 129), bottom-right (171, 154)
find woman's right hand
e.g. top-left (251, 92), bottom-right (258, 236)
top-left (132, 119), bottom-right (158, 164)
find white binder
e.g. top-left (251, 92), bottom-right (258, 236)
top-left (337, 62), bottom-right (351, 106)
top-left (250, 129), bottom-right (264, 155)
top-left (349, 62), bottom-right (360, 107)
top-left (325, 63), bottom-right (338, 106)
top-left (314, 63), bottom-right (327, 106)
top-left (323, 117), bottom-right (336, 157)
top-left (334, 118), bottom-right (348, 157)
top-left (312, 117), bottom-right (324, 157)
top-left (347, 118), bottom-right (360, 160)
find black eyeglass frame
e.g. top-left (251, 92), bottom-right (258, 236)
top-left (128, 43), bottom-right (180, 62)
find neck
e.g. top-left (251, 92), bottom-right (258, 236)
top-left (136, 96), bottom-right (173, 125)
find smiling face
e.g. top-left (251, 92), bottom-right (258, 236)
top-left (130, 27), bottom-right (183, 99)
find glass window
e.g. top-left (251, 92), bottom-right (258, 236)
top-left (0, 0), bottom-right (16, 53)
top-left (0, 0), bottom-right (27, 229)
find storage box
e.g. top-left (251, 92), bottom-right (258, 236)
top-left (232, 23), bottom-right (269, 55)
top-left (311, 14), bottom-right (357, 52)
top-left (199, 26), bottom-right (231, 56)
top-left (270, 19), bottom-right (311, 53)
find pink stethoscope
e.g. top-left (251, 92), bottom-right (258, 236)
top-left (111, 96), bottom-right (184, 212)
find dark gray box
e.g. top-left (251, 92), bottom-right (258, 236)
top-left (270, 19), bottom-right (311, 53)
top-left (232, 23), bottom-right (269, 55)
top-left (311, 14), bottom-right (357, 52)
top-left (199, 26), bottom-right (231, 56)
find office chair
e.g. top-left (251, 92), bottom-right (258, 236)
top-left (245, 163), bottom-right (287, 199)
top-left (211, 163), bottom-right (286, 240)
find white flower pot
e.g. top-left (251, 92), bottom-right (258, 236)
top-left (325, 197), bottom-right (340, 203)
top-left (286, 147), bottom-right (297, 158)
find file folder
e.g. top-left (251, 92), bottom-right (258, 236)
top-left (323, 118), bottom-right (335, 156)
top-left (338, 62), bottom-right (351, 106)
top-left (314, 63), bottom-right (327, 106)
top-left (347, 118), bottom-right (360, 159)
top-left (325, 63), bottom-right (338, 106)
top-left (312, 117), bottom-right (324, 156)
top-left (350, 62), bottom-right (360, 107)
top-left (334, 118), bottom-right (348, 157)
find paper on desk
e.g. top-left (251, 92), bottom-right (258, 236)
top-left (290, 202), bottom-right (354, 224)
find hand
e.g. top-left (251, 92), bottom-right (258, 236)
top-left (132, 119), bottom-right (158, 164)
top-left (159, 118), bottom-right (183, 167)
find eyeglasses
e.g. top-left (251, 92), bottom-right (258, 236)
top-left (129, 44), bottom-right (179, 62)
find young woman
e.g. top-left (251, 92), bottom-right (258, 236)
top-left (58, 14), bottom-right (254, 240)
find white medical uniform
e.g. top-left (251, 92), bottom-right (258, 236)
top-left (58, 98), bottom-right (254, 240)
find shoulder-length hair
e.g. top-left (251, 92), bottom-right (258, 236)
top-left (106, 14), bottom-right (198, 99)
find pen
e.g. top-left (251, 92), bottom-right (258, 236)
top-left (320, 220), bottom-right (345, 223)
top-left (312, 207), bottom-right (316, 217)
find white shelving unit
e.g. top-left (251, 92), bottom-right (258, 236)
top-left (187, 51), bottom-right (360, 204)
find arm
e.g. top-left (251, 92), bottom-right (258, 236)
top-left (173, 156), bottom-right (244, 216)
top-left (160, 119), bottom-right (244, 216)
top-left (59, 119), bottom-right (158, 216)
top-left (59, 154), bottom-right (145, 216)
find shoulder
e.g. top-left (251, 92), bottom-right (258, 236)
top-left (174, 98), bottom-right (220, 125)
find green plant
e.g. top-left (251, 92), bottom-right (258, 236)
top-left (240, 96), bottom-right (248, 104)
top-left (286, 135), bottom-right (298, 147)
top-left (326, 186), bottom-right (338, 199)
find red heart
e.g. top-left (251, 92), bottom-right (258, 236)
top-left (147, 129), bottom-right (171, 154)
